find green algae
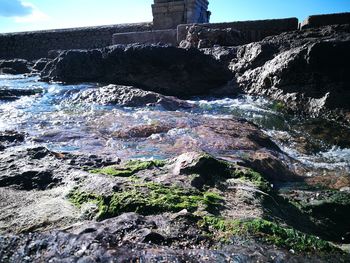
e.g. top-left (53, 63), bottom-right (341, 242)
top-left (89, 159), bottom-right (166, 177)
top-left (69, 182), bottom-right (222, 220)
top-left (198, 216), bottom-right (337, 252)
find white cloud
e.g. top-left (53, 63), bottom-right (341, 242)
top-left (14, 2), bottom-right (49, 23)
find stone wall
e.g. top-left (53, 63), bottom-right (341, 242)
top-left (0, 23), bottom-right (152, 60)
top-left (113, 29), bottom-right (177, 45)
top-left (177, 18), bottom-right (298, 44)
top-left (152, 0), bottom-right (210, 29)
top-left (300, 12), bottom-right (350, 29)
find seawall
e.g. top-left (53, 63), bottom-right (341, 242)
top-left (177, 18), bottom-right (299, 44)
top-left (0, 23), bottom-right (153, 60)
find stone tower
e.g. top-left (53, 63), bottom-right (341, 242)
top-left (152, 0), bottom-right (210, 29)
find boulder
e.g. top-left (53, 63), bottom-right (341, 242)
top-left (0, 88), bottom-right (43, 101)
top-left (41, 44), bottom-right (233, 97)
top-left (229, 24), bottom-right (350, 122)
top-left (72, 84), bottom-right (193, 110)
top-left (0, 59), bottom-right (30, 74)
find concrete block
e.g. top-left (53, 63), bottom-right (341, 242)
top-left (301, 12), bottom-right (350, 29)
top-left (113, 29), bottom-right (177, 46)
top-left (177, 17), bottom-right (298, 44)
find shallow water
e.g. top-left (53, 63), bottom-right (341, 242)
top-left (0, 75), bottom-right (349, 175)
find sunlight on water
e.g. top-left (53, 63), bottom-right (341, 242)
top-left (0, 75), bottom-right (349, 173)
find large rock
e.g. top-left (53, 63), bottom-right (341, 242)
top-left (229, 24), bottom-right (350, 122)
top-left (72, 84), bottom-right (193, 110)
top-left (41, 44), bottom-right (233, 97)
top-left (0, 59), bottom-right (30, 74)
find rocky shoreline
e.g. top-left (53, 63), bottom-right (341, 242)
top-left (0, 24), bottom-right (350, 262)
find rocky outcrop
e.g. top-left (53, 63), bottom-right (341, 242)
top-left (229, 24), bottom-right (350, 122)
top-left (0, 59), bottom-right (31, 75)
top-left (72, 84), bottom-right (193, 110)
top-left (41, 44), bottom-right (233, 97)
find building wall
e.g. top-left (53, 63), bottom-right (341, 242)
top-left (152, 0), bottom-right (209, 29)
top-left (0, 23), bottom-right (153, 60)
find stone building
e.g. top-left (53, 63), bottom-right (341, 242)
top-left (152, 0), bottom-right (210, 29)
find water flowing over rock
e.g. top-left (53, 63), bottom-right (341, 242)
top-left (229, 24), bottom-right (350, 122)
top-left (41, 44), bottom-right (233, 97)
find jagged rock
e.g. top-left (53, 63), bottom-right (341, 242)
top-left (201, 46), bottom-right (238, 65)
top-left (229, 24), bottom-right (350, 122)
top-left (72, 84), bottom-right (193, 110)
top-left (41, 44), bottom-right (233, 97)
top-left (179, 24), bottom-right (242, 49)
top-left (0, 59), bottom-right (30, 75)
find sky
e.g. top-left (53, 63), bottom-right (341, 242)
top-left (0, 0), bottom-right (349, 33)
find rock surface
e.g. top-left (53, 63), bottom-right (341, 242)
top-left (0, 88), bottom-right (42, 101)
top-left (72, 84), bottom-right (193, 110)
top-left (0, 59), bottom-right (31, 75)
top-left (41, 44), bottom-right (233, 97)
top-left (229, 24), bottom-right (350, 122)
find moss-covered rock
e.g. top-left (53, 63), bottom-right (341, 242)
top-left (198, 216), bottom-right (337, 252)
top-left (293, 190), bottom-right (350, 242)
top-left (68, 182), bottom-right (223, 220)
top-left (173, 152), bottom-right (271, 192)
top-left (89, 159), bottom-right (166, 177)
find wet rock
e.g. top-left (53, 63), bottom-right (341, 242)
top-left (306, 175), bottom-right (350, 190)
top-left (241, 150), bottom-right (302, 182)
top-left (0, 170), bottom-right (61, 191)
top-left (193, 117), bottom-right (281, 153)
top-left (72, 84), bottom-right (193, 110)
top-left (32, 58), bottom-right (52, 72)
top-left (0, 59), bottom-right (30, 75)
top-left (230, 24), bottom-right (350, 122)
top-left (284, 189), bottom-right (350, 242)
top-left (0, 131), bottom-right (25, 143)
top-left (0, 67), bottom-right (17, 75)
top-left (179, 24), bottom-right (242, 49)
top-left (112, 123), bottom-right (173, 139)
top-left (41, 44), bottom-right (233, 97)
top-left (0, 88), bottom-right (42, 101)
top-left (0, 214), bottom-right (347, 263)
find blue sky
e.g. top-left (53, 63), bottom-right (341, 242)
top-left (0, 0), bottom-right (349, 33)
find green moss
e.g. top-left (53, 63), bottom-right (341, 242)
top-left (69, 183), bottom-right (222, 220)
top-left (272, 101), bottom-right (286, 112)
top-left (198, 216), bottom-right (337, 252)
top-left (89, 159), bottom-right (166, 177)
top-left (230, 167), bottom-right (271, 192)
